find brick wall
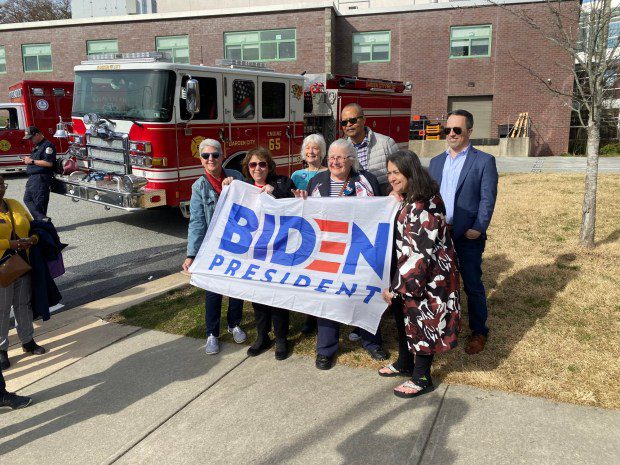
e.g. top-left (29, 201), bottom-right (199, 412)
top-left (334, 3), bottom-right (576, 155)
top-left (0, 9), bottom-right (328, 90)
top-left (0, 3), bottom-right (576, 155)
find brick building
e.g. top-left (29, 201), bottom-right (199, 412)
top-left (0, 1), bottom-right (576, 155)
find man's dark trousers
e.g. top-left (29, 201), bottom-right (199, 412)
top-left (24, 174), bottom-right (52, 220)
top-left (454, 236), bottom-right (488, 337)
top-left (0, 367), bottom-right (6, 394)
top-left (317, 318), bottom-right (382, 357)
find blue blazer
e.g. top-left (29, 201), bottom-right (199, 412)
top-left (428, 147), bottom-right (498, 240)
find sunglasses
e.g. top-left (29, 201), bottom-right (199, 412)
top-left (340, 116), bottom-right (363, 127)
top-left (200, 152), bottom-right (221, 160)
top-left (249, 161), bottom-right (268, 169)
top-left (443, 127), bottom-right (464, 135)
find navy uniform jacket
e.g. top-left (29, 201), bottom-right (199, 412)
top-left (27, 138), bottom-right (56, 176)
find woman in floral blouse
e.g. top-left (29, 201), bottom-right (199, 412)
top-left (380, 150), bottom-right (461, 398)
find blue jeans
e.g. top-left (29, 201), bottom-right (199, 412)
top-left (316, 318), bottom-right (383, 357)
top-left (454, 236), bottom-right (489, 337)
top-left (205, 291), bottom-right (243, 337)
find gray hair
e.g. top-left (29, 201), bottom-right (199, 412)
top-left (198, 138), bottom-right (222, 154)
top-left (301, 133), bottom-right (326, 161)
top-left (328, 138), bottom-right (357, 161)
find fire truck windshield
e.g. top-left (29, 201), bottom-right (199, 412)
top-left (72, 70), bottom-right (176, 122)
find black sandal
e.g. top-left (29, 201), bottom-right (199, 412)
top-left (393, 376), bottom-right (435, 398)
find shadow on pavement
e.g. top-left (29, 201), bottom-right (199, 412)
top-left (0, 333), bottom-right (213, 454)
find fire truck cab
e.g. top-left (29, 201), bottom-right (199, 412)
top-left (54, 52), bottom-right (411, 215)
top-left (0, 80), bottom-right (73, 172)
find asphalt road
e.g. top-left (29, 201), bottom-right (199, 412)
top-left (3, 172), bottom-right (188, 313)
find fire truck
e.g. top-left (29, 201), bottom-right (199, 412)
top-left (0, 80), bottom-right (73, 172)
top-left (53, 52), bottom-right (411, 216)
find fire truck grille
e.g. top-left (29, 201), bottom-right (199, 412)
top-left (87, 136), bottom-right (125, 150)
top-left (88, 147), bottom-right (125, 163)
top-left (90, 160), bottom-right (126, 174)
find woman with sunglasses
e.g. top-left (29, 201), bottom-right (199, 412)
top-left (241, 147), bottom-right (296, 360)
top-left (291, 134), bottom-right (328, 191)
top-left (183, 139), bottom-right (247, 356)
top-left (0, 175), bottom-right (46, 371)
top-left (380, 150), bottom-right (461, 398)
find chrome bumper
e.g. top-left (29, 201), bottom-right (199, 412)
top-left (52, 173), bottom-right (166, 211)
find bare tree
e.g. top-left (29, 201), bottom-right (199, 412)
top-left (0, 0), bottom-right (71, 24)
top-left (492, 0), bottom-right (618, 248)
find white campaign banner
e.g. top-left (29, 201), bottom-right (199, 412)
top-left (190, 181), bottom-right (399, 334)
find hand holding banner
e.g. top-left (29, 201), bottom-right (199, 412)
top-left (190, 181), bottom-right (399, 334)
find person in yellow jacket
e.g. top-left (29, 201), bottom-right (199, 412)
top-left (0, 175), bottom-right (46, 371)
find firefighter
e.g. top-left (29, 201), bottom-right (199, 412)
top-left (22, 126), bottom-right (56, 221)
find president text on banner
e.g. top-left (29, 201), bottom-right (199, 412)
top-left (189, 181), bottom-right (399, 334)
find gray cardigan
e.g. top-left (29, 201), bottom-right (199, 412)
top-left (349, 127), bottom-right (399, 187)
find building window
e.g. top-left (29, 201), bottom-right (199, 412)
top-left (0, 46), bottom-right (6, 74)
top-left (156, 35), bottom-right (189, 63)
top-left (22, 43), bottom-right (52, 72)
top-left (352, 31), bottom-right (391, 63)
top-left (450, 25), bottom-right (492, 58)
top-left (608, 18), bottom-right (620, 49)
top-left (224, 29), bottom-right (296, 62)
top-left (86, 39), bottom-right (118, 56)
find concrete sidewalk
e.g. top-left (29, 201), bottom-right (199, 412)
top-left (1, 274), bottom-right (619, 465)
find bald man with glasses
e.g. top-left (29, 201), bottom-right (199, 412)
top-left (429, 109), bottom-right (498, 355)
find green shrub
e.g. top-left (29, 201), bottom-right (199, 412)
top-left (600, 143), bottom-right (620, 157)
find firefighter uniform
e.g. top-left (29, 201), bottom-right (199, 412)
top-left (24, 138), bottom-right (56, 220)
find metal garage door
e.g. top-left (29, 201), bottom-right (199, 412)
top-left (448, 96), bottom-right (493, 139)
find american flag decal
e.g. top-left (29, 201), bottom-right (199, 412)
top-left (233, 80), bottom-right (255, 119)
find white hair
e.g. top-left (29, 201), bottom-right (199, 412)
top-left (328, 138), bottom-right (357, 161)
top-left (198, 138), bottom-right (222, 154)
top-left (301, 133), bottom-right (326, 161)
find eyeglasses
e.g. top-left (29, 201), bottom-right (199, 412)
top-left (340, 116), bottom-right (363, 127)
top-left (327, 156), bottom-right (349, 164)
top-left (248, 161), bottom-right (268, 169)
top-left (0, 183), bottom-right (7, 189)
top-left (200, 152), bottom-right (221, 160)
top-left (443, 127), bottom-right (464, 135)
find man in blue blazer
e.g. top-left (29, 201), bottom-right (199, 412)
top-left (429, 109), bottom-right (498, 355)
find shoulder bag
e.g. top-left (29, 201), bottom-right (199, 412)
top-left (0, 202), bottom-right (32, 287)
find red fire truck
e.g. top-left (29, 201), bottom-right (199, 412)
top-left (53, 52), bottom-right (411, 216)
top-left (0, 80), bottom-right (73, 172)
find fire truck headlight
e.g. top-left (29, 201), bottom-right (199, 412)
top-left (83, 114), bottom-right (91, 125)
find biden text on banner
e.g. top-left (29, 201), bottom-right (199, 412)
top-left (189, 181), bottom-right (399, 334)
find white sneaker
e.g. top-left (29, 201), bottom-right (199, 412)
top-left (228, 326), bottom-right (247, 344)
top-left (205, 335), bottom-right (220, 354)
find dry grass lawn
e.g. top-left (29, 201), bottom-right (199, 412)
top-left (111, 173), bottom-right (620, 409)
